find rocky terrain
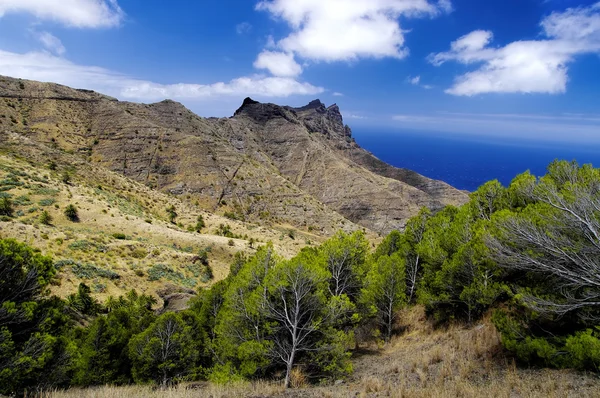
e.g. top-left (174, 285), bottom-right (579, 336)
top-left (0, 75), bottom-right (468, 236)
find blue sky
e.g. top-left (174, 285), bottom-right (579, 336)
top-left (0, 0), bottom-right (599, 142)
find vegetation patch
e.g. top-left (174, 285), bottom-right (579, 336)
top-left (68, 240), bottom-right (108, 253)
top-left (147, 263), bottom-right (196, 287)
top-left (71, 261), bottom-right (120, 280)
top-left (38, 198), bottom-right (56, 206)
top-left (31, 186), bottom-right (60, 196)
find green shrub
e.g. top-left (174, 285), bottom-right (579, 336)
top-left (31, 186), bottom-right (59, 196)
top-left (0, 196), bottom-right (13, 216)
top-left (112, 233), bottom-right (127, 240)
top-left (13, 195), bottom-right (31, 206)
top-left (195, 214), bottom-right (205, 232)
top-left (166, 205), bottom-right (177, 223)
top-left (62, 171), bottom-right (71, 184)
top-left (224, 211), bottom-right (238, 220)
top-left (38, 198), bottom-right (56, 207)
top-left (64, 204), bottom-right (79, 222)
top-left (39, 210), bottom-right (52, 225)
top-left (71, 262), bottom-right (120, 280)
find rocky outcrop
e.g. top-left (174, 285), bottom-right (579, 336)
top-left (0, 75), bottom-right (469, 235)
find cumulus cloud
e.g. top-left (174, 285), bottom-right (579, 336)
top-left (0, 0), bottom-right (124, 28)
top-left (253, 50), bottom-right (303, 77)
top-left (256, 0), bottom-right (452, 62)
top-left (0, 50), bottom-right (324, 101)
top-left (35, 31), bottom-right (66, 55)
top-left (430, 3), bottom-right (600, 96)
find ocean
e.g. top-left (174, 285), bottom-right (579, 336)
top-left (352, 129), bottom-right (600, 192)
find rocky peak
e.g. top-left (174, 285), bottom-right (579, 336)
top-left (294, 99), bottom-right (326, 112)
top-left (233, 97), bottom-right (297, 124)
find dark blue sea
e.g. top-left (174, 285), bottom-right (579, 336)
top-left (352, 129), bottom-right (600, 192)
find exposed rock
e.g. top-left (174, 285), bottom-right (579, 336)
top-left (160, 293), bottom-right (195, 313)
top-left (0, 75), bottom-right (469, 235)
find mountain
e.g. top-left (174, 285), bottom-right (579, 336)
top-left (0, 75), bottom-right (468, 235)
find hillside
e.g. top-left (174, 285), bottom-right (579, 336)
top-left (0, 75), bottom-right (468, 235)
top-left (0, 130), bottom-right (327, 304)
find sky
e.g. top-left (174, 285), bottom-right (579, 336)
top-left (0, 0), bottom-right (599, 143)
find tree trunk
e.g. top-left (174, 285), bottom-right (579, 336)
top-left (284, 351), bottom-right (295, 389)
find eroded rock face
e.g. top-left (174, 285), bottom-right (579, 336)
top-left (0, 75), bottom-right (469, 235)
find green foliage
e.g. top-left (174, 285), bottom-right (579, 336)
top-left (147, 264), bottom-right (195, 287)
top-left (71, 262), bottom-right (120, 280)
top-left (13, 195), bottom-right (32, 206)
top-left (68, 283), bottom-right (102, 316)
top-left (215, 223), bottom-right (235, 238)
top-left (0, 196), bottom-right (13, 216)
top-left (39, 210), bottom-right (53, 225)
top-left (361, 253), bottom-right (406, 340)
top-left (195, 214), bottom-right (205, 232)
top-left (112, 232), bottom-right (127, 240)
top-left (223, 211), bottom-right (238, 220)
top-left (61, 171), bottom-right (71, 184)
top-left (0, 239), bottom-right (70, 395)
top-left (166, 205), bottom-right (177, 223)
top-left (72, 291), bottom-right (157, 386)
top-left (39, 198), bottom-right (56, 207)
top-left (128, 312), bottom-right (201, 386)
top-left (64, 204), bottom-right (79, 222)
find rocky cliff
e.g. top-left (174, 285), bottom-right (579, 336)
top-left (0, 75), bottom-right (468, 234)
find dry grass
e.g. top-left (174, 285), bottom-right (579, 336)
top-left (43, 381), bottom-right (284, 398)
top-left (0, 144), bottom-right (319, 303)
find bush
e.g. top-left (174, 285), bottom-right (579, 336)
top-left (112, 232), bottom-right (127, 240)
top-left (38, 198), bottom-right (55, 206)
top-left (39, 210), bottom-right (52, 225)
top-left (0, 196), bottom-right (13, 216)
top-left (195, 214), bottom-right (205, 232)
top-left (62, 171), bottom-right (71, 184)
top-left (64, 204), bottom-right (79, 221)
top-left (228, 239), bottom-right (235, 246)
top-left (166, 205), bottom-right (177, 223)
top-left (224, 211), bottom-right (238, 220)
top-left (72, 261), bottom-right (120, 280)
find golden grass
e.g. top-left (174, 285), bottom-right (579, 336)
top-left (43, 381), bottom-right (284, 398)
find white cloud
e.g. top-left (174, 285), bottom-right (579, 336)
top-left (253, 50), bottom-right (303, 77)
top-left (345, 113), bottom-right (366, 120)
top-left (236, 22), bottom-right (252, 35)
top-left (0, 0), bottom-right (124, 28)
top-left (332, 92), bottom-right (344, 96)
top-left (407, 74), bottom-right (433, 89)
top-left (430, 3), bottom-right (600, 96)
top-left (408, 75), bottom-right (421, 85)
top-left (0, 50), bottom-right (324, 101)
top-left (35, 31), bottom-right (66, 55)
top-left (256, 0), bottom-right (452, 62)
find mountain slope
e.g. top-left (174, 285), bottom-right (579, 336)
top-left (0, 75), bottom-right (468, 234)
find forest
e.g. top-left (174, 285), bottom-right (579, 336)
top-left (1, 160), bottom-right (599, 396)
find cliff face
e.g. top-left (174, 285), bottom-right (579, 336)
top-left (0, 76), bottom-right (468, 234)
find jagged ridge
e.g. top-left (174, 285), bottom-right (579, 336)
top-left (0, 75), bottom-right (468, 234)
